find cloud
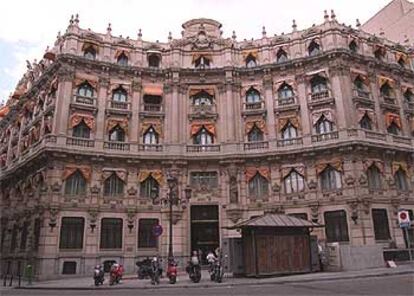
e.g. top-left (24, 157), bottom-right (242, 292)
top-left (0, 0), bottom-right (391, 101)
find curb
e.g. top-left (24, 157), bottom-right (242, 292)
top-left (14, 270), bottom-right (414, 291)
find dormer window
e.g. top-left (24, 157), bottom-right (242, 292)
top-left (193, 91), bottom-right (213, 106)
top-left (148, 54), bottom-right (161, 68)
top-left (117, 52), bottom-right (128, 66)
top-left (310, 75), bottom-right (328, 94)
top-left (246, 54), bottom-right (257, 68)
top-left (276, 49), bottom-right (288, 63)
top-left (349, 40), bottom-right (358, 53)
top-left (278, 83), bottom-right (294, 99)
top-left (374, 47), bottom-right (385, 60)
top-left (308, 40), bottom-right (320, 56)
top-left (246, 87), bottom-right (261, 103)
top-left (83, 47), bottom-right (96, 60)
top-left (195, 56), bottom-right (210, 69)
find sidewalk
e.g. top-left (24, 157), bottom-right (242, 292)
top-left (7, 262), bottom-right (414, 290)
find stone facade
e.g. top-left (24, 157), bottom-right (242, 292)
top-left (0, 14), bottom-right (413, 279)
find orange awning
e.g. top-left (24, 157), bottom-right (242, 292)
top-left (143, 85), bottom-right (163, 96)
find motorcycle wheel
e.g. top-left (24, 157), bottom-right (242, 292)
top-left (210, 273), bottom-right (215, 281)
top-left (94, 279), bottom-right (99, 286)
top-left (169, 275), bottom-right (176, 284)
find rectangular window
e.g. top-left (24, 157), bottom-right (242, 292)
top-left (10, 225), bottom-right (18, 252)
top-left (324, 210), bottom-right (349, 242)
top-left (372, 209), bottom-right (390, 241)
top-left (59, 217), bottom-right (85, 249)
top-left (62, 261), bottom-right (77, 274)
top-left (33, 218), bottom-right (41, 250)
top-left (190, 172), bottom-right (218, 189)
top-left (138, 219), bottom-right (159, 248)
top-left (20, 221), bottom-right (29, 250)
top-left (100, 218), bottom-right (123, 249)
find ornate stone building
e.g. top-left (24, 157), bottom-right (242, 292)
top-left (0, 13), bottom-right (413, 279)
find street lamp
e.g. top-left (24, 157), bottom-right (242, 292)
top-left (151, 174), bottom-right (192, 263)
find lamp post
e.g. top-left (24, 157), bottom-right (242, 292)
top-left (151, 174), bottom-right (192, 263)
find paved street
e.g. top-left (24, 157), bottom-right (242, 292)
top-left (2, 274), bottom-right (413, 296)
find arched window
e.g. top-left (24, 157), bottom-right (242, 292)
top-left (282, 122), bottom-right (298, 139)
top-left (248, 173), bottom-right (269, 198)
top-left (397, 57), bottom-right (406, 68)
top-left (315, 115), bottom-right (333, 134)
top-left (64, 170), bottom-right (86, 195)
top-left (387, 122), bottom-right (400, 135)
top-left (83, 47), bottom-right (96, 60)
top-left (246, 88), bottom-right (261, 103)
top-left (143, 127), bottom-right (159, 145)
top-left (380, 82), bottom-right (393, 97)
top-left (276, 49), bottom-right (288, 63)
top-left (308, 40), bottom-right (320, 56)
top-left (284, 170), bottom-right (305, 194)
top-left (103, 173), bottom-right (124, 196)
top-left (148, 54), bottom-right (161, 68)
top-left (77, 82), bottom-right (94, 98)
top-left (278, 83), bottom-right (294, 99)
top-left (403, 89), bottom-right (413, 103)
top-left (117, 52), bottom-right (128, 66)
top-left (359, 113), bottom-right (372, 130)
top-left (246, 54), bottom-right (257, 68)
top-left (367, 165), bottom-right (382, 190)
top-left (354, 76), bottom-right (365, 90)
top-left (394, 169), bottom-right (408, 191)
top-left (195, 56), bottom-right (210, 69)
top-left (112, 87), bottom-right (127, 102)
top-left (310, 75), bottom-right (328, 94)
top-left (320, 166), bottom-right (342, 191)
top-left (193, 91), bottom-right (213, 105)
top-left (140, 176), bottom-right (159, 198)
top-left (374, 48), bottom-right (384, 60)
top-left (247, 125), bottom-right (264, 142)
top-left (72, 121), bottom-right (91, 139)
top-left (193, 127), bottom-right (213, 145)
top-left (349, 40), bottom-right (358, 53)
top-left (109, 125), bottom-right (125, 142)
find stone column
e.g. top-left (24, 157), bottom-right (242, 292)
top-left (96, 77), bottom-right (109, 143)
top-left (263, 74), bottom-right (276, 140)
top-left (296, 75), bottom-right (311, 143)
top-left (130, 79), bottom-right (141, 143)
top-left (53, 69), bottom-right (74, 136)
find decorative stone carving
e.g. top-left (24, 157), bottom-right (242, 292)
top-left (48, 206), bottom-right (59, 231)
top-left (272, 183), bottom-right (281, 193)
top-left (126, 208), bottom-right (136, 233)
top-left (90, 184), bottom-right (100, 194)
top-left (226, 206), bottom-right (244, 223)
top-left (308, 180), bottom-right (317, 190)
top-left (127, 186), bottom-right (137, 196)
top-left (344, 175), bottom-right (355, 186)
top-left (51, 182), bottom-right (61, 193)
top-left (310, 204), bottom-right (319, 223)
top-left (88, 207), bottom-right (98, 232)
top-left (358, 174), bottom-right (367, 185)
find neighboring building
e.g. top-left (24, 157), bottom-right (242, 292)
top-left (362, 0), bottom-right (414, 46)
top-left (0, 12), bottom-right (413, 279)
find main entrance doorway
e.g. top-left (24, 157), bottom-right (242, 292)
top-left (190, 205), bottom-right (219, 265)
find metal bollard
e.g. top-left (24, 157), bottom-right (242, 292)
top-left (8, 275), bottom-right (13, 286)
top-left (18, 275), bottom-right (21, 287)
top-left (3, 274), bottom-right (7, 287)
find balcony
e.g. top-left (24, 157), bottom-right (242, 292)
top-left (73, 95), bottom-right (95, 105)
top-left (243, 141), bottom-right (269, 151)
top-left (186, 144), bottom-right (220, 153)
top-left (310, 90), bottom-right (329, 100)
top-left (138, 144), bottom-right (163, 152)
top-left (189, 104), bottom-right (218, 120)
top-left (66, 137), bottom-right (95, 147)
top-left (278, 96), bottom-right (295, 106)
top-left (391, 135), bottom-right (412, 145)
top-left (108, 100), bottom-right (130, 110)
top-left (140, 103), bottom-right (164, 118)
top-left (363, 130), bottom-right (385, 141)
top-left (242, 101), bottom-right (266, 116)
top-left (103, 141), bottom-right (130, 151)
top-left (277, 137), bottom-right (303, 147)
top-left (383, 96), bottom-right (397, 105)
top-left (311, 131), bottom-right (339, 142)
top-left (353, 88), bottom-right (371, 99)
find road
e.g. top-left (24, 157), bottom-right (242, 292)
top-left (2, 274), bottom-right (413, 296)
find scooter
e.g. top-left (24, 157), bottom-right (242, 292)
top-left (212, 259), bottom-right (224, 283)
top-left (166, 259), bottom-right (178, 284)
top-left (109, 264), bottom-right (123, 286)
top-left (93, 265), bottom-right (104, 286)
top-left (186, 262), bottom-right (201, 283)
top-left (150, 257), bottom-right (161, 285)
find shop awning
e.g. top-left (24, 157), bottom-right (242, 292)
top-left (227, 213), bottom-right (323, 229)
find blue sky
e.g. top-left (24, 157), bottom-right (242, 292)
top-left (0, 0), bottom-right (391, 105)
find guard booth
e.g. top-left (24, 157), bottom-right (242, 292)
top-left (227, 213), bottom-right (323, 277)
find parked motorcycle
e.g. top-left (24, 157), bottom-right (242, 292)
top-left (166, 258), bottom-right (178, 284)
top-left (186, 261), bottom-right (201, 283)
top-left (212, 259), bottom-right (224, 283)
top-left (93, 265), bottom-right (104, 286)
top-left (109, 263), bottom-right (123, 285)
top-left (136, 258), bottom-right (152, 279)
